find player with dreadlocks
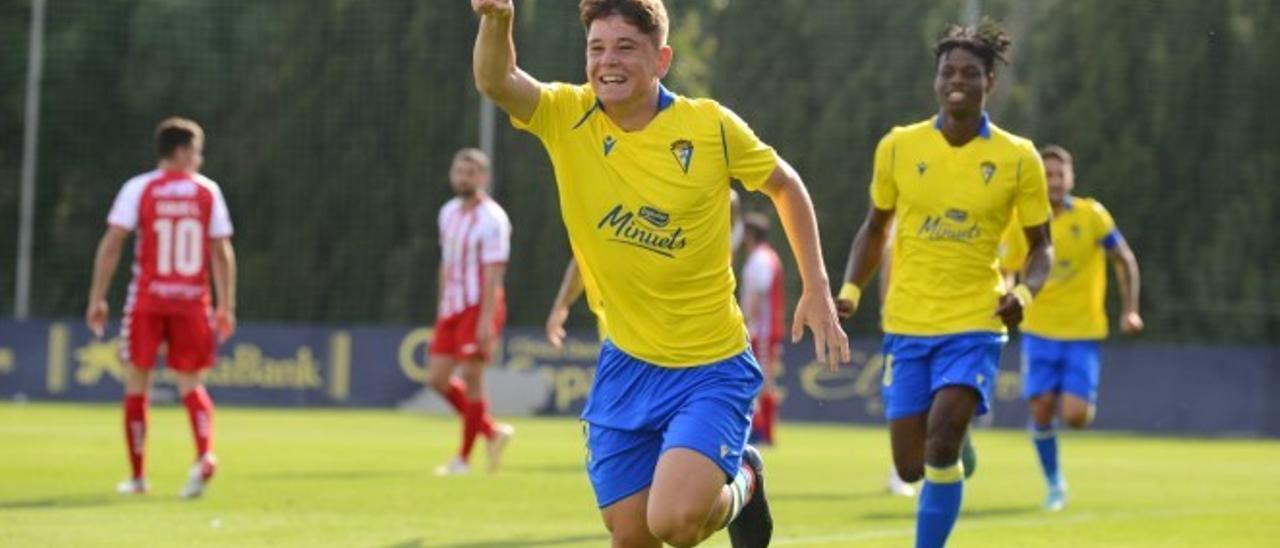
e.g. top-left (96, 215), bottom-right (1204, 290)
top-left (836, 20), bottom-right (1054, 547)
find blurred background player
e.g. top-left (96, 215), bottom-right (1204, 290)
top-left (836, 21), bottom-right (1053, 547)
top-left (473, 0), bottom-right (849, 545)
top-left (998, 144), bottom-right (1144, 512)
top-left (85, 117), bottom-right (236, 498)
top-left (739, 212), bottom-right (783, 446)
top-left (427, 148), bottom-right (515, 476)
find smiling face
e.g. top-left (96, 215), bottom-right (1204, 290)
top-left (586, 15), bottom-right (672, 110)
top-left (934, 47), bottom-right (994, 119)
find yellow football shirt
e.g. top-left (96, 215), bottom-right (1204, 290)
top-left (513, 83), bottom-right (779, 367)
top-left (999, 196), bottom-right (1120, 339)
top-left (870, 115), bottom-right (1051, 336)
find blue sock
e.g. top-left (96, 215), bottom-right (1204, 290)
top-left (1031, 422), bottom-right (1060, 487)
top-left (916, 462), bottom-right (964, 548)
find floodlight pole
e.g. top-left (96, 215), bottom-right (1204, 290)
top-left (14, 0), bottom-right (46, 320)
top-left (479, 97), bottom-right (497, 193)
top-left (965, 0), bottom-right (981, 24)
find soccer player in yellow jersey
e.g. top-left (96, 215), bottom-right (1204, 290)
top-left (836, 22), bottom-right (1054, 548)
top-left (998, 145), bottom-right (1143, 512)
top-left (470, 1), bottom-right (849, 546)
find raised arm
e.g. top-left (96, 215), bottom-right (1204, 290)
top-left (760, 158), bottom-right (851, 369)
top-left (1108, 239), bottom-right (1144, 335)
top-left (471, 0), bottom-right (542, 123)
top-left (209, 237), bottom-right (237, 342)
top-left (837, 207), bottom-right (895, 319)
top-left (86, 227), bottom-right (130, 338)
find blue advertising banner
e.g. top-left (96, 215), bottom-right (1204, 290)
top-left (1, 319), bottom-right (1276, 437)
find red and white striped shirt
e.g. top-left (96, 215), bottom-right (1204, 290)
top-left (740, 243), bottom-right (784, 345)
top-left (437, 194), bottom-right (511, 319)
top-left (107, 169), bottom-right (233, 315)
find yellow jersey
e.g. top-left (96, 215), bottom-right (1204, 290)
top-left (999, 196), bottom-right (1120, 340)
top-left (514, 83), bottom-right (778, 367)
top-left (871, 114), bottom-right (1051, 336)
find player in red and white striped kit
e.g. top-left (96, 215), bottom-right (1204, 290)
top-left (740, 212), bottom-right (785, 446)
top-left (427, 148), bottom-right (515, 476)
top-left (86, 117), bottom-right (236, 498)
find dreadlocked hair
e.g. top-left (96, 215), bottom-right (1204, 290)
top-left (934, 18), bottom-right (1012, 74)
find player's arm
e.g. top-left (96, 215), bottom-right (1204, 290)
top-left (1108, 238), bottom-right (1144, 335)
top-left (86, 226), bottom-right (129, 338)
top-left (208, 238), bottom-right (237, 342)
top-left (546, 258), bottom-right (584, 348)
top-left (476, 262), bottom-right (507, 350)
top-left (996, 223), bottom-right (1053, 330)
top-left (471, 0), bottom-right (541, 124)
top-left (838, 206), bottom-right (895, 320)
top-left (759, 159), bottom-right (851, 369)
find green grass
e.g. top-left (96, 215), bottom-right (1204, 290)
top-left (2, 403), bottom-right (1278, 547)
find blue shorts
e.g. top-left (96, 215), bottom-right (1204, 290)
top-left (881, 332), bottom-right (1004, 421)
top-left (581, 340), bottom-right (763, 508)
top-left (1021, 333), bottom-right (1100, 403)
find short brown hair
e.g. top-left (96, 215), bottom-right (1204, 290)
top-left (155, 117), bottom-right (204, 158)
top-left (452, 148), bottom-right (490, 172)
top-left (1039, 144), bottom-right (1074, 166)
top-left (579, 0), bottom-right (669, 46)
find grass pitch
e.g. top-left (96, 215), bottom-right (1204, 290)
top-left (2, 403), bottom-right (1278, 547)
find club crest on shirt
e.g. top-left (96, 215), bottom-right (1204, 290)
top-left (980, 161), bottom-right (997, 185)
top-left (670, 139), bottom-right (694, 174)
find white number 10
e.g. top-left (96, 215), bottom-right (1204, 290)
top-left (153, 218), bottom-right (204, 276)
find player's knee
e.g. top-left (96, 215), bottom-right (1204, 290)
top-left (924, 425), bottom-right (965, 466)
top-left (1063, 409), bottom-right (1091, 429)
top-left (647, 506), bottom-right (705, 548)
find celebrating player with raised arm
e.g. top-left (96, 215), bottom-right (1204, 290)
top-left (472, 1), bottom-right (848, 546)
top-left (836, 22), bottom-right (1053, 548)
top-left (998, 145), bottom-right (1143, 512)
top-left (427, 148), bottom-right (515, 476)
top-left (86, 117), bottom-right (236, 499)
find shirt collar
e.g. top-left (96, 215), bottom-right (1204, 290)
top-left (595, 83), bottom-right (676, 112)
top-left (934, 111), bottom-right (992, 140)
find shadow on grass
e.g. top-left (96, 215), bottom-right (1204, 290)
top-left (858, 504), bottom-right (1038, 521)
top-left (0, 493), bottom-right (141, 510)
top-left (390, 533), bottom-right (610, 547)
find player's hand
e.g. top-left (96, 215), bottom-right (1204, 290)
top-left (792, 288), bottom-right (851, 371)
top-left (215, 307), bottom-right (236, 343)
top-left (545, 306), bottom-right (569, 349)
top-left (476, 318), bottom-right (494, 351)
top-left (471, 0), bottom-right (513, 18)
top-left (1119, 311), bottom-right (1144, 335)
top-left (86, 300), bottom-right (109, 338)
top-left (835, 297), bottom-right (857, 320)
top-left (994, 293), bottom-right (1024, 330)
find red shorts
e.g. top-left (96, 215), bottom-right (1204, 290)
top-left (121, 308), bottom-right (217, 371)
top-left (431, 302), bottom-right (506, 360)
